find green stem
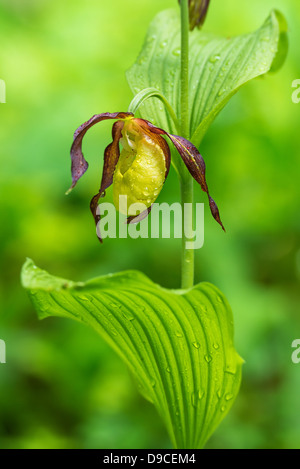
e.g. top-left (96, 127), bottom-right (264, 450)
top-left (180, 0), bottom-right (190, 139)
top-left (180, 175), bottom-right (194, 289)
top-left (180, 0), bottom-right (194, 289)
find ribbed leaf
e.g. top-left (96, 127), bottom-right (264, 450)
top-left (22, 259), bottom-right (243, 449)
top-left (127, 8), bottom-right (287, 146)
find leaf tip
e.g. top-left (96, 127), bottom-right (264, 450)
top-left (21, 258), bottom-right (36, 288)
top-left (269, 9), bottom-right (289, 73)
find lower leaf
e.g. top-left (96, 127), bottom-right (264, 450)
top-left (21, 259), bottom-right (243, 449)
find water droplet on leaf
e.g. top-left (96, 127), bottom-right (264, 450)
top-left (209, 54), bottom-right (221, 63)
top-left (172, 48), bottom-right (181, 57)
top-left (122, 311), bottom-right (135, 321)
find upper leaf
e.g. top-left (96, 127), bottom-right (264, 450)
top-left (127, 9), bottom-right (288, 146)
top-left (22, 259), bottom-right (243, 449)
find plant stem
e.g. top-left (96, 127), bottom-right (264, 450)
top-left (180, 0), bottom-right (194, 289)
top-left (180, 0), bottom-right (190, 140)
top-left (180, 175), bottom-right (194, 289)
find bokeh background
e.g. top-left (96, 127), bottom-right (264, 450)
top-left (0, 0), bottom-right (299, 449)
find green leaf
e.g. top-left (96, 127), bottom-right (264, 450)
top-left (22, 259), bottom-right (243, 449)
top-left (127, 9), bottom-right (288, 146)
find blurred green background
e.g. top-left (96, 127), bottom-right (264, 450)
top-left (0, 0), bottom-right (299, 449)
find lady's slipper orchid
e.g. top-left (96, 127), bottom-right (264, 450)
top-left (68, 112), bottom-right (224, 242)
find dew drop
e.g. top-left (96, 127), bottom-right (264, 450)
top-left (209, 54), bottom-right (221, 64)
top-left (192, 342), bottom-right (200, 349)
top-left (78, 295), bottom-right (90, 302)
top-left (137, 57), bottom-right (146, 66)
top-left (225, 393), bottom-right (234, 401)
top-left (122, 311), bottom-right (135, 321)
top-left (213, 343), bottom-right (220, 350)
top-left (218, 89), bottom-right (226, 97)
top-left (221, 406), bottom-right (226, 413)
top-left (225, 365), bottom-right (236, 376)
top-left (172, 48), bottom-right (181, 57)
top-left (205, 354), bottom-right (212, 363)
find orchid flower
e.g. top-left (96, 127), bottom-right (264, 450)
top-left (68, 112), bottom-right (224, 242)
